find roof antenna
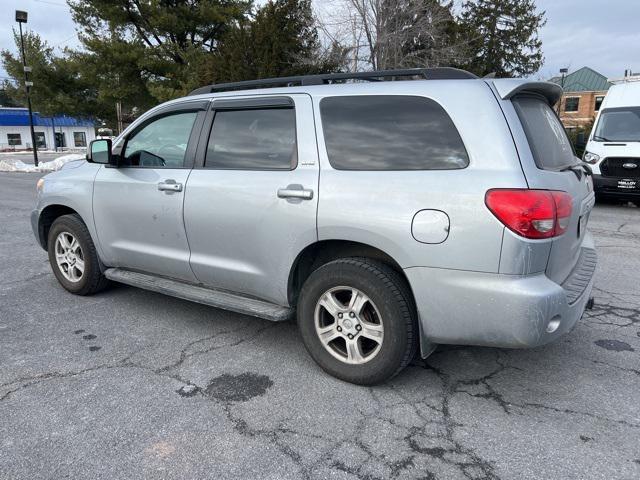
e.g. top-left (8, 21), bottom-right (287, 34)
top-left (483, 72), bottom-right (497, 78)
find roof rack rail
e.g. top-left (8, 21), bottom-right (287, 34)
top-left (188, 67), bottom-right (477, 96)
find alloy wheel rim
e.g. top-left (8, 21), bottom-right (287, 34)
top-left (314, 286), bottom-right (384, 365)
top-left (54, 232), bottom-right (84, 283)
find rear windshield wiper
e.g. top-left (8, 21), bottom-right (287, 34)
top-left (558, 162), bottom-right (592, 179)
top-left (592, 135), bottom-right (611, 141)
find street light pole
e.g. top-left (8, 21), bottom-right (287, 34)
top-left (557, 67), bottom-right (569, 115)
top-left (16, 10), bottom-right (38, 167)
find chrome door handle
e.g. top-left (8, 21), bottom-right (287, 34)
top-left (277, 187), bottom-right (313, 200)
top-left (158, 180), bottom-right (183, 192)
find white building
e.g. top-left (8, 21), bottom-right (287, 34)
top-left (0, 107), bottom-right (96, 151)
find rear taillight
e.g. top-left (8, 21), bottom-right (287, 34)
top-left (485, 189), bottom-right (573, 239)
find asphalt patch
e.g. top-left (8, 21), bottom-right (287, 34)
top-left (594, 339), bottom-right (635, 352)
top-left (204, 372), bottom-right (273, 402)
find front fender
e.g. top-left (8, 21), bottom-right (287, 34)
top-left (34, 162), bottom-right (104, 260)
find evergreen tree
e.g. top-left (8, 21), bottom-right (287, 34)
top-left (459, 0), bottom-right (546, 77)
top-left (67, 0), bottom-right (252, 101)
top-left (0, 85), bottom-right (19, 107)
top-left (1, 31), bottom-right (76, 116)
top-left (214, 0), bottom-right (344, 83)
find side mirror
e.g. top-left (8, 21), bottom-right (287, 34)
top-left (87, 139), bottom-right (113, 165)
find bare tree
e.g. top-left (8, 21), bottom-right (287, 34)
top-left (315, 0), bottom-right (469, 72)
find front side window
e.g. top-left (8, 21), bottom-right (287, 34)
top-left (320, 95), bottom-right (469, 170)
top-left (513, 95), bottom-right (576, 170)
top-left (123, 112), bottom-right (197, 168)
top-left (593, 107), bottom-right (640, 142)
top-left (73, 131), bottom-right (86, 147)
top-left (564, 97), bottom-right (579, 112)
top-left (205, 108), bottom-right (296, 169)
top-left (7, 133), bottom-right (21, 146)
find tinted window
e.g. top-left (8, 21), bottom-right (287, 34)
top-left (513, 96), bottom-right (576, 169)
top-left (123, 112), bottom-right (197, 168)
top-left (593, 107), bottom-right (640, 142)
top-left (320, 95), bottom-right (468, 170)
top-left (205, 108), bottom-right (296, 169)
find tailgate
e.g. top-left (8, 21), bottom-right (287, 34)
top-left (509, 94), bottom-right (595, 284)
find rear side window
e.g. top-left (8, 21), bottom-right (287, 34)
top-left (513, 96), bottom-right (576, 170)
top-left (320, 95), bottom-right (469, 170)
top-left (205, 108), bottom-right (296, 170)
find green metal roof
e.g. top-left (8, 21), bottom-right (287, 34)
top-left (549, 66), bottom-right (612, 92)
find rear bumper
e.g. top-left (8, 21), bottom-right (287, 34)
top-left (593, 174), bottom-right (640, 197)
top-left (405, 244), bottom-right (596, 350)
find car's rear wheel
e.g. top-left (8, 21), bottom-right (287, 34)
top-left (297, 257), bottom-right (418, 385)
top-left (47, 214), bottom-right (109, 295)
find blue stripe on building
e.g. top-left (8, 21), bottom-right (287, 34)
top-left (0, 108), bottom-right (94, 127)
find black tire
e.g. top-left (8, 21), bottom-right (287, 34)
top-left (297, 257), bottom-right (418, 385)
top-left (47, 214), bottom-right (109, 296)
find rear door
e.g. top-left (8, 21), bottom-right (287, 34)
top-left (183, 94), bottom-right (319, 306)
top-left (509, 94), bottom-right (594, 283)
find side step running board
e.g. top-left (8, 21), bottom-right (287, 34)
top-left (104, 268), bottom-right (293, 322)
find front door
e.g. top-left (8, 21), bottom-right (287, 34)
top-left (93, 104), bottom-right (206, 281)
top-left (184, 95), bottom-right (319, 305)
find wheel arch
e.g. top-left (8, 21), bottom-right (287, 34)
top-left (288, 239), bottom-right (407, 306)
top-left (288, 239), bottom-right (436, 359)
top-left (37, 204), bottom-right (81, 250)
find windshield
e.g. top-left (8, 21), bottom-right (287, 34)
top-left (593, 107), bottom-right (640, 142)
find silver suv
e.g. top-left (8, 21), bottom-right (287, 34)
top-left (31, 68), bottom-right (597, 385)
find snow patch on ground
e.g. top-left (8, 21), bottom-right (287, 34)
top-left (0, 154), bottom-right (85, 173)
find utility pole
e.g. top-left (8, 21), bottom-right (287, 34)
top-left (15, 10), bottom-right (38, 167)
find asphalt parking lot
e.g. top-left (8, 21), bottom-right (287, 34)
top-left (1, 172), bottom-right (639, 480)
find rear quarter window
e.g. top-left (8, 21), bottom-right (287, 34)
top-left (512, 96), bottom-right (576, 170)
top-left (320, 95), bottom-right (469, 170)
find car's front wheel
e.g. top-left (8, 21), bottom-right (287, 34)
top-left (297, 257), bottom-right (418, 385)
top-left (47, 214), bottom-right (109, 295)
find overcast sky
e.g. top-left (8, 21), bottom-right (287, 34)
top-left (1, 0), bottom-right (638, 83)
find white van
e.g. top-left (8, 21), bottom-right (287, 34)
top-left (583, 77), bottom-right (640, 200)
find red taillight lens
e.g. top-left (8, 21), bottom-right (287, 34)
top-left (551, 191), bottom-right (572, 234)
top-left (485, 189), bottom-right (573, 239)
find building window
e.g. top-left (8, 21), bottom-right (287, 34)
top-left (55, 132), bottom-right (66, 148)
top-left (564, 97), bottom-right (580, 112)
top-left (73, 131), bottom-right (87, 147)
top-left (35, 132), bottom-right (46, 149)
top-left (7, 133), bottom-right (22, 146)
top-left (595, 96), bottom-right (605, 111)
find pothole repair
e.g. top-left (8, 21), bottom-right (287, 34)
top-left (204, 372), bottom-right (273, 402)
